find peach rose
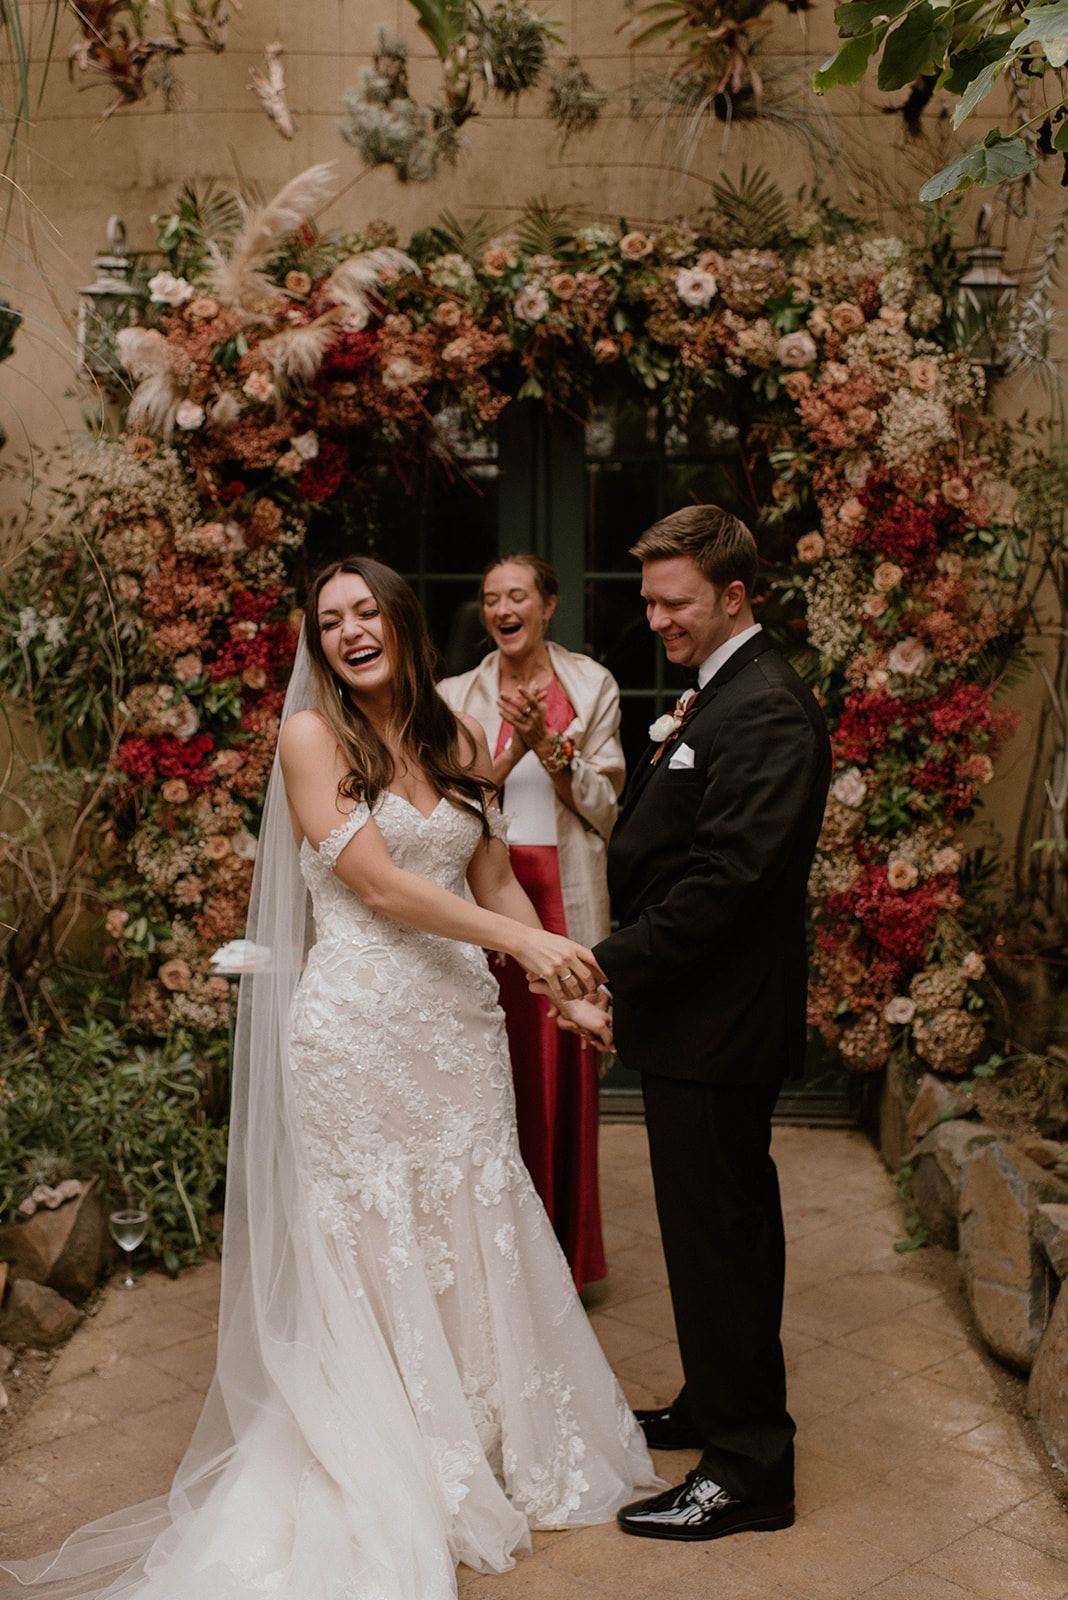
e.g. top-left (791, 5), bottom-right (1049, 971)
top-left (550, 273), bottom-right (577, 300)
top-left (275, 450), bottom-right (303, 478)
top-left (866, 666), bottom-right (890, 690)
top-left (873, 562), bottom-right (903, 592)
top-left (784, 371), bottom-right (812, 400)
top-left (481, 246), bottom-right (517, 277)
top-left (963, 753), bottom-right (995, 785)
top-left (830, 302), bottom-right (864, 333)
top-left (838, 496), bottom-right (865, 527)
top-left (808, 306), bottom-right (831, 338)
top-left (696, 250), bottom-right (725, 277)
top-left (285, 270), bottom-right (312, 295)
top-left (961, 951), bottom-right (986, 980)
top-left (887, 856), bottom-right (918, 890)
top-left (208, 976), bottom-right (231, 998)
top-left (796, 531), bottom-right (825, 563)
top-left (242, 665), bottom-right (268, 690)
top-left (161, 778), bottom-right (190, 804)
top-left (908, 357), bottom-right (939, 392)
top-left (159, 958), bottom-right (192, 992)
top-left (186, 296), bottom-right (220, 322)
top-left (619, 231), bottom-right (653, 260)
top-left (105, 909), bottom-right (129, 939)
top-left (434, 300), bottom-right (463, 327)
top-left (862, 594), bottom-right (888, 618)
top-left (213, 749), bottom-right (245, 778)
top-left (202, 835), bottom-right (231, 861)
top-left (593, 337), bottom-right (619, 363)
top-left (941, 476), bottom-right (969, 508)
top-left (824, 360), bottom-right (849, 386)
top-left (878, 306), bottom-right (908, 332)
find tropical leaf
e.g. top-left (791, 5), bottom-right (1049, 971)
top-left (705, 165), bottom-right (792, 250)
top-left (515, 195), bottom-right (576, 257)
top-left (421, 209), bottom-right (498, 260)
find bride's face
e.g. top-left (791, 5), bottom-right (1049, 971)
top-left (317, 571), bottom-right (393, 698)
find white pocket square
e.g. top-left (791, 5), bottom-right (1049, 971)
top-left (668, 742), bottom-right (696, 770)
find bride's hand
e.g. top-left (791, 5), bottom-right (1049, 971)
top-left (508, 928), bottom-right (604, 1004)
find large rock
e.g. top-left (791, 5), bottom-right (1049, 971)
top-left (906, 1075), bottom-right (975, 1145)
top-left (879, 1054), bottom-right (915, 1173)
top-left (959, 1142), bottom-right (1068, 1371)
top-left (0, 1278), bottom-right (79, 1348)
top-left (910, 1120), bottom-right (997, 1248)
top-left (0, 1177), bottom-right (109, 1302)
top-left (1028, 1283), bottom-right (1068, 1474)
top-left (1035, 1204), bottom-right (1068, 1281)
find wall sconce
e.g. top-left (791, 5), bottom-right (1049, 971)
top-left (77, 217), bottom-right (143, 386)
top-left (958, 206), bottom-right (1019, 369)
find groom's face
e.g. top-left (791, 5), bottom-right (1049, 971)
top-left (641, 556), bottom-right (737, 669)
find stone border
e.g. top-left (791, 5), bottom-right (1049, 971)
top-left (875, 1062), bottom-right (1068, 1476)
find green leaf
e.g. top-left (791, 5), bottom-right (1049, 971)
top-left (941, 34), bottom-right (1017, 94)
top-left (952, 58), bottom-right (1004, 125)
top-left (1014, 0), bottom-right (1068, 68)
top-left (834, 0), bottom-right (911, 35)
top-left (918, 132), bottom-right (1036, 200)
top-left (878, 4), bottom-right (949, 91)
top-left (814, 30), bottom-right (881, 91)
top-left (1055, 120), bottom-right (1068, 151)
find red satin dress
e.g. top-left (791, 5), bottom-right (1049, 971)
top-left (494, 680), bottom-right (607, 1292)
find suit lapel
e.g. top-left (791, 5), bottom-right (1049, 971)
top-left (618, 632), bottom-right (775, 819)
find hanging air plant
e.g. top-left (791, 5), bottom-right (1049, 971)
top-left (472, 1), bottom-right (560, 98)
top-left (340, 30), bottom-right (446, 183)
top-left (547, 55), bottom-right (607, 139)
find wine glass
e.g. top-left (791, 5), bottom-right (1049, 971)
top-left (108, 1208), bottom-right (148, 1288)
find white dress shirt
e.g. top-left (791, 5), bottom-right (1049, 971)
top-left (697, 623), bottom-right (763, 690)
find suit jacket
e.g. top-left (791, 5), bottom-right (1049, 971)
top-left (593, 632), bottom-right (832, 1086)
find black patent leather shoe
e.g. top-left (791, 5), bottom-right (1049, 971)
top-left (618, 1469), bottom-right (795, 1542)
top-left (633, 1406), bottom-right (704, 1450)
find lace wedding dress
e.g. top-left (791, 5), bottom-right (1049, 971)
top-left (287, 791), bottom-right (657, 1558)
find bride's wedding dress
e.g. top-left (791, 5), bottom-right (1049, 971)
top-left (1, 774), bottom-right (657, 1600)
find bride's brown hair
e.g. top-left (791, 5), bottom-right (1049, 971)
top-left (304, 557), bottom-right (496, 835)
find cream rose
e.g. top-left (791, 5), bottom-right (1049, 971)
top-left (243, 370), bottom-right (275, 403)
top-left (878, 306), bottom-right (908, 331)
top-left (888, 637), bottom-right (928, 677)
top-left (832, 768), bottom-right (867, 808)
top-left (175, 400), bottom-right (205, 431)
top-left (961, 951), bottom-right (986, 980)
top-left (676, 267), bottom-right (718, 307)
top-left (908, 357), bottom-right (939, 392)
top-left (648, 713), bottom-right (677, 742)
top-left (290, 431), bottom-right (319, 461)
top-left (932, 846), bottom-right (962, 875)
top-left (776, 330), bottom-right (817, 369)
top-left (148, 271), bottom-right (194, 306)
top-left (514, 285), bottom-right (550, 323)
top-left (887, 855), bottom-right (919, 890)
top-left (884, 996), bottom-right (916, 1025)
top-left (619, 231), bottom-right (653, 260)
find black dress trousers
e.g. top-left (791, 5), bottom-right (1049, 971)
top-left (641, 1072), bottom-right (795, 1501)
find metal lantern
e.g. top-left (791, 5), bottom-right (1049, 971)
top-left (77, 216), bottom-right (143, 384)
top-left (958, 207), bottom-right (1019, 368)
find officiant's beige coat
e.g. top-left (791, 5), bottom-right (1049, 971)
top-left (439, 642), bottom-right (624, 951)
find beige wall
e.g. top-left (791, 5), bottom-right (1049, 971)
top-left (1, 0), bottom-right (1062, 855)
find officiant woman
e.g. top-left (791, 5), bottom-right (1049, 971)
top-left (439, 554), bottom-right (624, 1292)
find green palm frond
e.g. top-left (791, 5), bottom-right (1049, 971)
top-left (425, 209), bottom-right (498, 260)
top-left (515, 195), bottom-right (576, 258)
top-left (407, 0), bottom-right (467, 60)
top-left (705, 165), bottom-right (793, 251)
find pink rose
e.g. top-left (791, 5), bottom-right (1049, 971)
top-left (941, 477), bottom-right (969, 508)
top-left (696, 250), bottom-right (725, 276)
top-left (105, 909), bottom-right (129, 939)
top-left (550, 273), bottom-right (577, 301)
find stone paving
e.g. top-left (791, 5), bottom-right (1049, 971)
top-left (3, 1125), bottom-right (1068, 1598)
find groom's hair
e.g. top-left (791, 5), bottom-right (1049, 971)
top-left (630, 505), bottom-right (759, 594)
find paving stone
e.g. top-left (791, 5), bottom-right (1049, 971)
top-left (922, 1524), bottom-right (1068, 1600)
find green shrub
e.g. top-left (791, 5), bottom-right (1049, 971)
top-left (0, 998), bottom-right (228, 1274)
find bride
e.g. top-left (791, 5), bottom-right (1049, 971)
top-left (1, 557), bottom-right (658, 1600)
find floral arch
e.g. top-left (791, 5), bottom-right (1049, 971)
top-left (3, 168), bottom-right (1030, 1251)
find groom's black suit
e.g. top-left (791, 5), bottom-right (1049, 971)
top-left (593, 630), bottom-right (831, 1502)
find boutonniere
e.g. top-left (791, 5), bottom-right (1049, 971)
top-left (649, 688), bottom-right (698, 766)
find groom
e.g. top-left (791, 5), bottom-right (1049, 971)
top-left (574, 505), bottom-right (830, 1541)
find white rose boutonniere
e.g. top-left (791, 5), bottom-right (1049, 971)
top-left (649, 688), bottom-right (697, 765)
